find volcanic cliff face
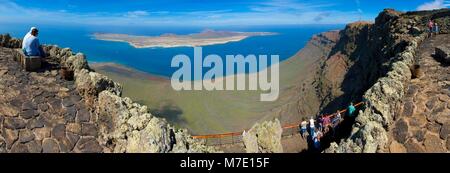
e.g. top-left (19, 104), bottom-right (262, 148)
top-left (264, 8), bottom-right (449, 153)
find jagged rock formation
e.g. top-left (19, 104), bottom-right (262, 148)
top-left (0, 34), bottom-right (21, 49)
top-left (324, 9), bottom-right (449, 153)
top-left (242, 119), bottom-right (283, 153)
top-left (0, 34), bottom-right (217, 153)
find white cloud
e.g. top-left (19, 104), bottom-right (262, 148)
top-left (250, 0), bottom-right (335, 12)
top-left (124, 10), bottom-right (149, 18)
top-left (417, 0), bottom-right (450, 10)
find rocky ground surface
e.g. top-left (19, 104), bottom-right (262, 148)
top-left (390, 34), bottom-right (450, 153)
top-left (0, 47), bottom-right (106, 153)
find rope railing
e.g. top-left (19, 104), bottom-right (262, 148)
top-left (192, 102), bottom-right (365, 142)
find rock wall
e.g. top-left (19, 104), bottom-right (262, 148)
top-left (325, 9), bottom-right (449, 153)
top-left (0, 34), bottom-right (22, 49)
top-left (242, 119), bottom-right (283, 153)
top-left (0, 34), bottom-right (217, 153)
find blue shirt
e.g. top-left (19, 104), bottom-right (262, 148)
top-left (23, 35), bottom-right (43, 56)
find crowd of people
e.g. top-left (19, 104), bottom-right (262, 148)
top-left (299, 102), bottom-right (357, 150)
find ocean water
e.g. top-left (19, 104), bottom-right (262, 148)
top-left (0, 24), bottom-right (343, 78)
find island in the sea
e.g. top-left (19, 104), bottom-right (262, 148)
top-left (92, 29), bottom-right (277, 48)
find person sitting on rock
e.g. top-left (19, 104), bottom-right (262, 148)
top-left (22, 27), bottom-right (45, 57)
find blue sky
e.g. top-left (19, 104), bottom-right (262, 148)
top-left (0, 0), bottom-right (449, 26)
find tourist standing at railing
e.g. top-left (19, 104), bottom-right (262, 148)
top-left (309, 117), bottom-right (315, 137)
top-left (317, 114), bottom-right (324, 132)
top-left (313, 128), bottom-right (322, 150)
top-left (347, 102), bottom-right (356, 117)
top-left (300, 118), bottom-right (308, 139)
top-left (322, 115), bottom-right (331, 133)
top-left (332, 110), bottom-right (341, 126)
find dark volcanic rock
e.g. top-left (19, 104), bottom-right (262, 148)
top-left (413, 129), bottom-right (426, 142)
top-left (52, 124), bottom-right (66, 140)
top-left (38, 103), bottom-right (49, 112)
top-left (63, 107), bottom-right (77, 123)
top-left (62, 98), bottom-right (75, 107)
top-left (81, 123), bottom-right (98, 137)
top-left (48, 99), bottom-right (62, 111)
top-left (70, 95), bottom-right (82, 102)
top-left (20, 109), bottom-right (39, 119)
top-left (426, 97), bottom-right (438, 110)
top-left (426, 122), bottom-right (442, 134)
top-left (402, 101), bottom-right (415, 117)
top-left (404, 139), bottom-right (425, 153)
top-left (4, 129), bottom-right (18, 149)
top-left (27, 117), bottom-right (45, 129)
top-left (393, 119), bottom-right (409, 144)
top-left (59, 132), bottom-right (80, 152)
top-left (18, 129), bottom-right (35, 143)
top-left (75, 137), bottom-right (103, 153)
top-left (42, 138), bottom-right (60, 153)
top-left (435, 46), bottom-right (450, 64)
top-left (406, 85), bottom-right (419, 97)
top-left (21, 101), bottom-right (37, 111)
top-left (4, 117), bottom-right (26, 129)
top-left (440, 123), bottom-right (450, 140)
top-left (76, 108), bottom-right (90, 122)
top-left (26, 140), bottom-right (42, 153)
top-left (10, 142), bottom-right (29, 153)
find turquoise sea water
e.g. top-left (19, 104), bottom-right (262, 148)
top-left (0, 24), bottom-right (343, 78)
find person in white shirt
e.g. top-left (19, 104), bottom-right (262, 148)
top-left (22, 27), bottom-right (45, 57)
top-left (309, 117), bottom-right (315, 137)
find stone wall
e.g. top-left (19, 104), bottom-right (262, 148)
top-left (0, 34), bottom-right (21, 49)
top-left (0, 34), bottom-right (217, 153)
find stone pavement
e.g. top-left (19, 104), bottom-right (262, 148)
top-left (0, 47), bottom-right (107, 153)
top-left (390, 34), bottom-right (450, 153)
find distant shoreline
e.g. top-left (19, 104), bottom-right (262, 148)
top-left (91, 30), bottom-right (277, 48)
top-left (90, 62), bottom-right (170, 82)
